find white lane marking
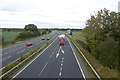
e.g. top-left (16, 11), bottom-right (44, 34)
top-left (60, 46), bottom-right (64, 54)
top-left (16, 49), bottom-right (25, 54)
top-left (62, 57), bottom-right (64, 60)
top-left (56, 53), bottom-right (59, 58)
top-left (2, 43), bottom-right (24, 50)
top-left (60, 67), bottom-right (63, 71)
top-left (56, 46), bottom-right (65, 58)
top-left (17, 52), bottom-right (20, 54)
top-left (38, 62), bottom-right (48, 76)
top-left (61, 60), bottom-right (63, 63)
top-left (0, 56), bottom-right (11, 62)
top-left (62, 50), bottom-right (64, 54)
top-left (58, 46), bottom-right (61, 53)
top-left (59, 72), bottom-right (62, 77)
top-left (21, 49), bottom-right (25, 52)
top-left (67, 37), bottom-right (86, 79)
top-left (12, 35), bottom-right (58, 79)
top-left (59, 46), bottom-right (65, 54)
top-left (56, 46), bottom-right (61, 58)
top-left (61, 63), bottom-right (63, 66)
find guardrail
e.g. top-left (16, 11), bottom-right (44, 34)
top-left (0, 34), bottom-right (58, 79)
top-left (66, 34), bottom-right (101, 79)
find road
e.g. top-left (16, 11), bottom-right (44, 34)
top-left (1, 31), bottom-right (57, 69)
top-left (12, 35), bottom-right (85, 79)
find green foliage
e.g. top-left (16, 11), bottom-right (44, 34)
top-left (20, 54), bottom-right (28, 62)
top-left (24, 24), bottom-right (40, 36)
top-left (17, 31), bottom-right (35, 38)
top-left (5, 63), bottom-right (14, 72)
top-left (2, 32), bottom-right (20, 42)
top-left (83, 8), bottom-right (119, 71)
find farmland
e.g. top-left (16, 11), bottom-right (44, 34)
top-left (0, 31), bottom-right (21, 48)
top-left (3, 32), bottom-right (20, 42)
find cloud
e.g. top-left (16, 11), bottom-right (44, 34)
top-left (0, 0), bottom-right (119, 29)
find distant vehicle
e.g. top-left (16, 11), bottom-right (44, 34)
top-left (67, 30), bottom-right (72, 35)
top-left (26, 42), bottom-right (32, 46)
top-left (47, 37), bottom-right (50, 40)
top-left (42, 37), bottom-right (45, 40)
top-left (58, 35), bottom-right (65, 41)
top-left (58, 35), bottom-right (65, 45)
top-left (59, 40), bottom-right (64, 45)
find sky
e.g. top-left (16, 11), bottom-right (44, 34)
top-left (0, 0), bottom-right (119, 29)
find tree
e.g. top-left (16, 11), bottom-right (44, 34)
top-left (83, 8), bottom-right (119, 71)
top-left (17, 31), bottom-right (35, 38)
top-left (24, 24), bottom-right (40, 36)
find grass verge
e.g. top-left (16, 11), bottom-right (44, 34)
top-left (66, 31), bottom-right (120, 78)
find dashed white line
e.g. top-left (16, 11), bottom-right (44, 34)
top-left (17, 52), bottom-right (20, 54)
top-left (56, 53), bottom-right (59, 58)
top-left (60, 67), bottom-right (63, 71)
top-left (59, 72), bottom-right (62, 77)
top-left (62, 57), bottom-right (64, 60)
top-left (61, 63), bottom-right (63, 66)
top-left (61, 60), bottom-right (63, 63)
top-left (0, 56), bottom-right (11, 62)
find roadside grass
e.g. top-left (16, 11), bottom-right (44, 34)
top-left (69, 31), bottom-right (119, 78)
top-left (3, 32), bottom-right (20, 42)
top-left (1, 31), bottom-right (21, 48)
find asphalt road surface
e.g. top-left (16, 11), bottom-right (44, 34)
top-left (1, 31), bottom-right (57, 69)
top-left (12, 35), bottom-right (85, 79)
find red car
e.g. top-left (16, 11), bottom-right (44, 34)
top-left (26, 42), bottom-right (32, 46)
top-left (59, 40), bottom-right (65, 45)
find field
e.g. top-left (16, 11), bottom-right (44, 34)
top-left (2, 32), bottom-right (20, 42)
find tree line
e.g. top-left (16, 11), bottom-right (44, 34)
top-left (83, 8), bottom-right (120, 71)
top-left (17, 24), bottom-right (51, 39)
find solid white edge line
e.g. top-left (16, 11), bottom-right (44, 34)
top-left (11, 35), bottom-right (58, 79)
top-left (67, 37), bottom-right (86, 79)
top-left (68, 35), bottom-right (101, 79)
top-left (38, 62), bottom-right (48, 76)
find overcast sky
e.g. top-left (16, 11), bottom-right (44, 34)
top-left (0, 0), bottom-right (119, 29)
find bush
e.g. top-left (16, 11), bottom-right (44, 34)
top-left (17, 31), bottom-right (35, 38)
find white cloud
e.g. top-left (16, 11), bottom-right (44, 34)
top-left (0, 0), bottom-right (119, 29)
